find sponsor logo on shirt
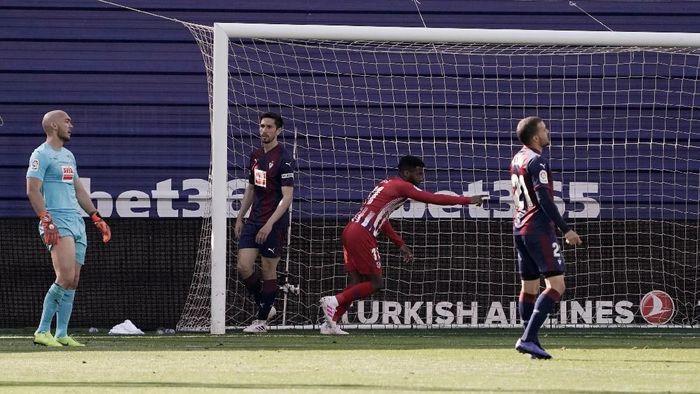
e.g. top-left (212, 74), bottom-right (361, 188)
top-left (281, 173), bottom-right (294, 179)
top-left (254, 168), bottom-right (267, 188)
top-left (30, 159), bottom-right (39, 170)
top-left (62, 166), bottom-right (74, 182)
top-left (538, 169), bottom-right (548, 183)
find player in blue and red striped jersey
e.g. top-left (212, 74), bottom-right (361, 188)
top-left (234, 112), bottom-right (294, 333)
top-left (510, 116), bottom-right (582, 359)
top-left (319, 155), bottom-right (484, 335)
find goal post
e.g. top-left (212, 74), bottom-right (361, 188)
top-left (181, 22), bottom-right (700, 334)
top-left (210, 24), bottom-right (230, 335)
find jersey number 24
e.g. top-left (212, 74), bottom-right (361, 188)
top-left (511, 174), bottom-right (534, 210)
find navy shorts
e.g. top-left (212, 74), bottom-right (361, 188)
top-left (514, 230), bottom-right (565, 280)
top-left (238, 221), bottom-right (287, 258)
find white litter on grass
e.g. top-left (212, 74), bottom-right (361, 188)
top-left (108, 319), bottom-right (144, 335)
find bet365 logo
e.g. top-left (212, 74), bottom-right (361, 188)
top-left (639, 290), bottom-right (675, 325)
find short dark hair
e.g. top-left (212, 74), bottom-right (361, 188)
top-left (398, 155), bottom-right (425, 172)
top-left (516, 116), bottom-right (542, 145)
top-left (260, 112), bottom-right (284, 129)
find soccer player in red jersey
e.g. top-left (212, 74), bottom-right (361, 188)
top-left (319, 155), bottom-right (483, 334)
top-left (510, 116), bottom-right (582, 359)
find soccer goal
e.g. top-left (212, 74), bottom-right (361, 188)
top-left (177, 23), bottom-right (700, 334)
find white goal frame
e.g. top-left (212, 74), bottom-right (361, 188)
top-left (209, 23), bottom-right (700, 334)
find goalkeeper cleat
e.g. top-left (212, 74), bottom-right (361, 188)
top-left (56, 335), bottom-right (86, 347)
top-left (242, 320), bottom-right (269, 333)
top-left (33, 331), bottom-right (63, 347)
top-left (319, 296), bottom-right (338, 325)
top-left (515, 338), bottom-right (552, 360)
top-left (319, 322), bottom-right (349, 335)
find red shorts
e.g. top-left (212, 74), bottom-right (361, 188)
top-left (342, 222), bottom-right (381, 276)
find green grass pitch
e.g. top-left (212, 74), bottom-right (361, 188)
top-left (1, 328), bottom-right (699, 392)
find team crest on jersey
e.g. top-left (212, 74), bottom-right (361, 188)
top-left (538, 169), bottom-right (548, 183)
top-left (269, 161), bottom-right (274, 169)
top-left (30, 159), bottom-right (39, 170)
top-left (61, 165), bottom-right (74, 182)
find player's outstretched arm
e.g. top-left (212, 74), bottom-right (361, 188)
top-left (402, 183), bottom-right (478, 206)
top-left (468, 195), bottom-right (485, 206)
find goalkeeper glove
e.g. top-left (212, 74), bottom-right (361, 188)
top-left (90, 211), bottom-right (111, 243)
top-left (39, 211), bottom-right (59, 246)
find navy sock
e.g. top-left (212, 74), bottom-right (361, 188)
top-left (522, 288), bottom-right (561, 342)
top-left (518, 291), bottom-right (537, 329)
top-left (257, 279), bottom-right (278, 320)
top-left (242, 271), bottom-right (262, 305)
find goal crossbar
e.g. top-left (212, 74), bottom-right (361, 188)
top-left (215, 23), bottom-right (700, 47)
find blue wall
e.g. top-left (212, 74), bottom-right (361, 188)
top-left (1, 1), bottom-right (699, 218)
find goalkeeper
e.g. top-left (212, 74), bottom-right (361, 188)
top-left (510, 116), bottom-right (582, 359)
top-left (26, 110), bottom-right (111, 347)
top-left (319, 155), bottom-right (483, 334)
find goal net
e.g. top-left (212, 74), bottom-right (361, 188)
top-left (177, 23), bottom-right (700, 332)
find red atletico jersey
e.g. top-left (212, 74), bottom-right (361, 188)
top-left (351, 177), bottom-right (471, 244)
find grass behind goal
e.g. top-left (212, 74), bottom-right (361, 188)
top-left (1, 329), bottom-right (698, 392)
